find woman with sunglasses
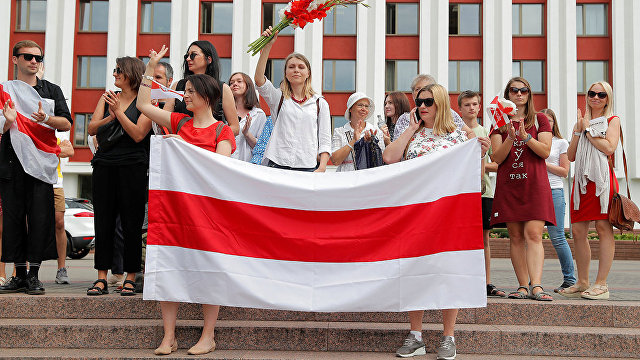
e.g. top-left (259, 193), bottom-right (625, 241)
top-left (559, 81), bottom-right (620, 300)
top-left (86, 56), bottom-right (152, 296)
top-left (168, 40), bottom-right (239, 136)
top-left (489, 77), bottom-right (555, 301)
top-left (228, 72), bottom-right (269, 162)
top-left (384, 84), bottom-right (491, 360)
top-left (137, 46), bottom-right (236, 356)
top-left (254, 27), bottom-right (331, 172)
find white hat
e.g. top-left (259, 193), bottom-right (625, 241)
top-left (344, 92), bottom-right (375, 121)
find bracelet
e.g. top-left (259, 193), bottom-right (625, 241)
top-left (140, 83), bottom-right (152, 88)
top-left (346, 143), bottom-right (354, 150)
top-left (524, 134), bottom-right (533, 143)
top-left (143, 75), bottom-right (154, 81)
top-left (43, 113), bottom-right (50, 124)
top-left (573, 131), bottom-right (582, 137)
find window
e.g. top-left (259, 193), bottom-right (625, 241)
top-left (386, 3), bottom-right (418, 35)
top-left (141, 1), bottom-right (171, 33)
top-left (332, 116), bottom-right (347, 136)
top-left (201, 2), bottom-right (233, 34)
top-left (16, 0), bottom-right (46, 31)
top-left (512, 61), bottom-right (544, 93)
top-left (79, 0), bottom-right (108, 32)
top-left (512, 4), bottom-right (543, 36)
top-left (449, 4), bottom-right (480, 35)
top-left (265, 59), bottom-right (286, 88)
top-left (323, 60), bottom-right (356, 92)
top-left (386, 60), bottom-right (418, 92)
top-left (448, 61), bottom-right (481, 92)
top-left (263, 3), bottom-right (294, 35)
top-left (324, 5), bottom-right (356, 35)
top-left (77, 56), bottom-right (107, 89)
top-left (577, 4), bottom-right (607, 36)
top-left (577, 61), bottom-right (608, 93)
top-left (219, 58), bottom-right (231, 83)
top-left (73, 114), bottom-right (92, 147)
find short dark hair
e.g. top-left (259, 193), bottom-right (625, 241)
top-left (12, 40), bottom-right (42, 56)
top-left (157, 61), bottom-right (174, 82)
top-left (183, 40), bottom-right (221, 80)
top-left (185, 74), bottom-right (221, 111)
top-left (229, 72), bottom-right (260, 111)
top-left (116, 56), bottom-right (145, 92)
top-left (457, 90), bottom-right (480, 107)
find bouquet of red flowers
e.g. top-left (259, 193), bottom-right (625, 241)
top-left (247, 0), bottom-right (368, 56)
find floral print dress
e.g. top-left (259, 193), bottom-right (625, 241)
top-left (405, 127), bottom-right (468, 160)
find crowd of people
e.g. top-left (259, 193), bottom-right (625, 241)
top-left (0, 29), bottom-right (623, 359)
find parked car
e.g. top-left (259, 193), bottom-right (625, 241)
top-left (65, 198), bottom-right (95, 259)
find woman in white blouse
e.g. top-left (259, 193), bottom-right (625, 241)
top-left (331, 93), bottom-right (384, 172)
top-left (229, 72), bottom-right (268, 162)
top-left (254, 27), bottom-right (331, 172)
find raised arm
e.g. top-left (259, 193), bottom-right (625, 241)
top-left (254, 27), bottom-right (278, 87)
top-left (137, 45), bottom-right (173, 130)
top-left (221, 84), bottom-right (239, 135)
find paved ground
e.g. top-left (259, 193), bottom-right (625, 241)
top-left (8, 254), bottom-right (640, 301)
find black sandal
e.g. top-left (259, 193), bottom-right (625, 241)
top-left (487, 284), bottom-right (506, 297)
top-left (507, 286), bottom-right (529, 299)
top-left (120, 279), bottom-right (136, 296)
top-left (87, 279), bottom-right (108, 296)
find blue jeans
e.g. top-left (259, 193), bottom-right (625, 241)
top-left (548, 188), bottom-right (576, 285)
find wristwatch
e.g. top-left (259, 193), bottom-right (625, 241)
top-left (524, 134), bottom-right (533, 143)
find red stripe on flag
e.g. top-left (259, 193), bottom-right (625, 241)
top-left (148, 190), bottom-right (483, 263)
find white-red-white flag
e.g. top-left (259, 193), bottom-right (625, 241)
top-left (143, 137), bottom-right (486, 312)
top-left (0, 80), bottom-right (60, 184)
top-left (150, 80), bottom-right (184, 100)
top-left (486, 95), bottom-right (516, 132)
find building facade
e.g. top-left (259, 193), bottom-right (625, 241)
top-left (1, 0), bottom-right (639, 228)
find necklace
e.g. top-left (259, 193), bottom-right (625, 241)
top-left (291, 95), bottom-right (307, 104)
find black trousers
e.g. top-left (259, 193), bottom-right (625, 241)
top-left (0, 163), bottom-right (56, 263)
top-left (92, 163), bottom-right (147, 273)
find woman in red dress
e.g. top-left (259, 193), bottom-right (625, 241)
top-left (490, 77), bottom-right (555, 301)
top-left (560, 81), bottom-right (620, 300)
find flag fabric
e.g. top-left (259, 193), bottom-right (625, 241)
top-left (144, 136), bottom-right (486, 312)
top-left (486, 95), bottom-right (516, 131)
top-left (0, 80), bottom-right (60, 184)
top-left (150, 80), bottom-right (184, 100)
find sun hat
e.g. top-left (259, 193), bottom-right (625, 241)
top-left (344, 92), bottom-right (375, 121)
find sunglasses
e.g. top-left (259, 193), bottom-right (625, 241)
top-left (415, 98), bottom-right (435, 107)
top-left (184, 52), bottom-right (200, 61)
top-left (16, 53), bottom-right (44, 62)
top-left (588, 90), bottom-right (607, 99)
top-left (113, 68), bottom-right (122, 74)
top-left (509, 87), bottom-right (530, 95)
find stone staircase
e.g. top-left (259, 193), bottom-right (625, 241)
top-left (0, 294), bottom-right (639, 359)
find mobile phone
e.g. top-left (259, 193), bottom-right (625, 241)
top-left (414, 107), bottom-right (421, 121)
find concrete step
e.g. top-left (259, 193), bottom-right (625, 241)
top-left (0, 319), bottom-right (639, 358)
top-left (0, 348), bottom-right (631, 360)
top-left (1, 294), bottom-right (638, 328)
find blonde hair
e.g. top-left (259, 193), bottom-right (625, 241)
top-left (417, 84), bottom-right (456, 136)
top-left (585, 81), bottom-right (614, 120)
top-left (280, 52), bottom-right (315, 99)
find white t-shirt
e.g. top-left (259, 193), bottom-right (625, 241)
top-left (547, 136), bottom-right (569, 189)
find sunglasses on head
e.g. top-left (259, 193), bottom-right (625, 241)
top-left (17, 53), bottom-right (43, 62)
top-left (113, 68), bottom-right (122, 74)
top-left (184, 52), bottom-right (200, 61)
top-left (415, 98), bottom-right (435, 107)
top-left (509, 87), bottom-right (530, 95)
top-left (588, 90), bottom-right (607, 99)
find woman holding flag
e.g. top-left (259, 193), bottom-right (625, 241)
top-left (489, 77), bottom-right (555, 301)
top-left (137, 45), bottom-right (236, 356)
top-left (383, 84), bottom-right (491, 360)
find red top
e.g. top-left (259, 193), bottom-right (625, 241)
top-left (170, 113), bottom-right (236, 154)
top-left (490, 113), bottom-right (556, 227)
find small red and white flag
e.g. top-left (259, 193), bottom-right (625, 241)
top-left (144, 137), bottom-right (486, 312)
top-left (0, 80), bottom-right (60, 184)
top-left (150, 80), bottom-right (184, 100)
top-left (486, 95), bottom-right (516, 132)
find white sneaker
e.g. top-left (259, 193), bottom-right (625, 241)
top-left (55, 268), bottom-right (70, 284)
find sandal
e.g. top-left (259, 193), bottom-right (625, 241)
top-left (529, 285), bottom-right (553, 301)
top-left (507, 286), bottom-right (529, 299)
top-left (87, 279), bottom-right (108, 296)
top-left (558, 284), bottom-right (589, 298)
top-left (487, 284), bottom-right (506, 297)
top-left (120, 279), bottom-right (136, 296)
top-left (581, 284), bottom-right (609, 300)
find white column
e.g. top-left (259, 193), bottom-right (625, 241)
top-left (106, 0), bottom-right (138, 90)
top-left (612, 0), bottom-right (640, 179)
top-left (0, 1), bottom-right (11, 82)
top-left (356, 0), bottom-right (386, 122)
top-left (547, 0), bottom-right (577, 139)
top-left (231, 0), bottom-right (261, 75)
top-left (419, 0), bottom-right (449, 86)
top-left (294, 21), bottom-right (323, 95)
top-left (482, 0), bottom-right (513, 105)
top-left (169, 0), bottom-right (199, 79)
